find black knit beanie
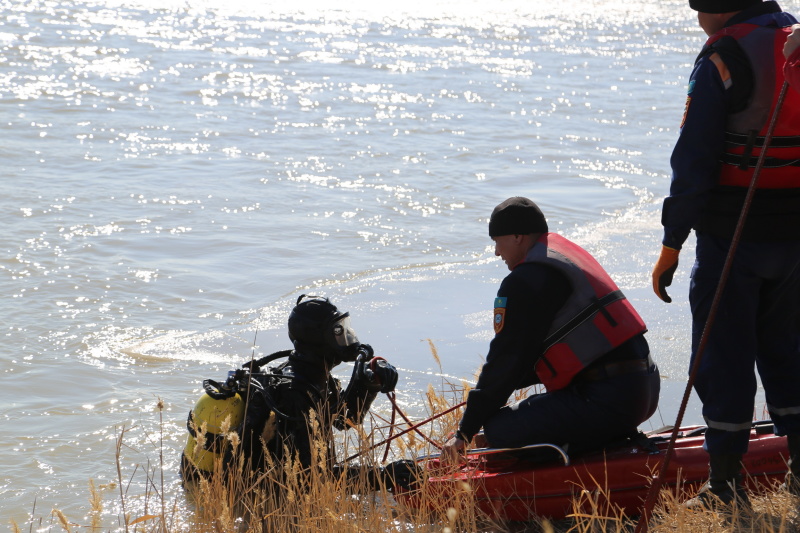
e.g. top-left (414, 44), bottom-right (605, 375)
top-left (488, 197), bottom-right (548, 237)
top-left (689, 0), bottom-right (761, 14)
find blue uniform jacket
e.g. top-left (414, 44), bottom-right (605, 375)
top-left (661, 1), bottom-right (798, 250)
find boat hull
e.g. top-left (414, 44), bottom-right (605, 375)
top-left (397, 423), bottom-right (789, 521)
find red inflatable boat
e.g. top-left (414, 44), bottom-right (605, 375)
top-left (395, 421), bottom-right (789, 521)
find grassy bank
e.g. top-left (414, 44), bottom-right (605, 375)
top-left (13, 350), bottom-right (800, 532)
top-left (15, 399), bottom-right (800, 533)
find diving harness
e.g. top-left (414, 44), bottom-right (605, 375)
top-left (181, 350), bottom-right (300, 479)
top-left (180, 347), bottom-right (390, 480)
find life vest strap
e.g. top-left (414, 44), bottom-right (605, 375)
top-left (720, 152), bottom-right (800, 168)
top-left (724, 131), bottom-right (800, 148)
top-left (542, 290), bottom-right (626, 351)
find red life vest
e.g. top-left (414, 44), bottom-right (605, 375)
top-left (523, 234), bottom-right (647, 391)
top-left (704, 23), bottom-right (800, 189)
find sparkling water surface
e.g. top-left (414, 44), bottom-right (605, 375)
top-left (3, 0), bottom-right (782, 524)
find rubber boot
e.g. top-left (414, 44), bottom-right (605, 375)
top-left (684, 453), bottom-right (751, 510)
top-left (781, 434), bottom-right (800, 496)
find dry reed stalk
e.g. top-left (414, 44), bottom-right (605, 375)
top-left (114, 425), bottom-right (132, 533)
top-left (156, 398), bottom-right (166, 531)
top-left (88, 479), bottom-right (103, 531)
top-left (425, 338), bottom-right (441, 372)
top-left (51, 509), bottom-right (72, 533)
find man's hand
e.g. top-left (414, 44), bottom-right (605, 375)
top-left (355, 356), bottom-right (398, 393)
top-left (369, 358), bottom-right (398, 393)
top-left (652, 245), bottom-right (680, 303)
top-left (784, 24), bottom-right (800, 59)
top-left (440, 435), bottom-right (468, 466)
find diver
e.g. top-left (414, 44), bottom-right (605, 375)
top-left (181, 294), bottom-right (416, 492)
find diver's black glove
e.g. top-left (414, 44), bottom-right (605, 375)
top-left (382, 460), bottom-right (422, 492)
top-left (355, 356), bottom-right (398, 394)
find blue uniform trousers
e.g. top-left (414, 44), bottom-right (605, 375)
top-left (483, 353), bottom-right (660, 450)
top-left (690, 233), bottom-right (800, 454)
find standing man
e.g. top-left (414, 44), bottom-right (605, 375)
top-left (441, 197), bottom-right (660, 462)
top-left (652, 0), bottom-right (800, 508)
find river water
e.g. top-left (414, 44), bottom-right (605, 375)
top-left (2, 0), bottom-right (786, 526)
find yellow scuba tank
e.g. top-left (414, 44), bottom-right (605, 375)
top-left (182, 375), bottom-right (245, 477)
top-left (181, 351), bottom-right (293, 480)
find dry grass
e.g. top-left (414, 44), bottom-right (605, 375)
top-left (13, 345), bottom-right (800, 533)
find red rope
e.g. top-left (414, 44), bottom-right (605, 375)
top-left (388, 392), bottom-right (445, 450)
top-left (344, 399), bottom-right (466, 463)
top-left (381, 391), bottom-right (398, 462)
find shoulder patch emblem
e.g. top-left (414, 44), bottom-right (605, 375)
top-left (680, 95), bottom-right (691, 130)
top-left (493, 297), bottom-right (507, 334)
